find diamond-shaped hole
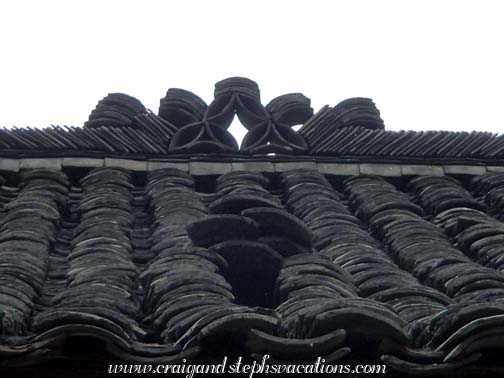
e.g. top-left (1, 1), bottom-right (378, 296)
top-left (228, 115), bottom-right (248, 147)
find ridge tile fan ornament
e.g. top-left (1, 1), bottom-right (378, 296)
top-left (161, 77), bottom-right (314, 154)
top-left (85, 93), bottom-right (147, 129)
top-left (83, 92), bottom-right (179, 153)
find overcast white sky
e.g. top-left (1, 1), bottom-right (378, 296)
top-left (0, 0), bottom-right (503, 143)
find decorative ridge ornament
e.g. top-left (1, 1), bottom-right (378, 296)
top-left (242, 93), bottom-right (312, 154)
top-left (85, 93), bottom-right (147, 129)
top-left (162, 77), bottom-right (314, 154)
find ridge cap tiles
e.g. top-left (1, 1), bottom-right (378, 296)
top-left (1, 77), bottom-right (503, 162)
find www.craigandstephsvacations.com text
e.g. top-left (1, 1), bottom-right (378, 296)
top-left (108, 355), bottom-right (387, 377)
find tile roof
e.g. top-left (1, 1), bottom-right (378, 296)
top-left (2, 77), bottom-right (504, 377)
top-left (1, 166), bottom-right (504, 376)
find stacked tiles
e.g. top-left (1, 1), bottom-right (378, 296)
top-left (275, 254), bottom-right (358, 337)
top-left (0, 121), bottom-right (174, 154)
top-left (32, 168), bottom-right (143, 347)
top-left (409, 176), bottom-right (485, 216)
top-left (281, 170), bottom-right (358, 250)
top-left (300, 98), bottom-right (384, 143)
top-left (142, 169), bottom-right (278, 355)
top-left (265, 93), bottom-right (313, 126)
top-left (245, 255), bottom-right (352, 363)
top-left (0, 178), bottom-right (19, 210)
top-left (455, 173), bottom-right (504, 273)
top-left (85, 93), bottom-right (147, 129)
top-left (0, 169), bottom-right (68, 335)
top-left (301, 122), bottom-right (502, 158)
top-left (281, 171), bottom-right (447, 347)
top-left (140, 245), bottom-right (233, 345)
top-left (214, 76), bottom-right (261, 100)
top-left (84, 92), bottom-right (177, 152)
top-left (434, 206), bottom-right (504, 275)
top-left (299, 98), bottom-right (384, 152)
top-left (142, 168), bottom-right (211, 351)
top-left (37, 186), bottom-right (82, 319)
top-left (146, 168), bottom-right (206, 251)
top-left (129, 187), bottom-right (154, 264)
top-left (473, 172), bottom-right (504, 221)
top-left (410, 176), bottom-right (504, 291)
top-left (330, 98), bottom-right (385, 130)
top-left (282, 171), bottom-right (478, 374)
top-left (278, 170), bottom-right (416, 357)
top-left (158, 88), bottom-right (207, 128)
top-left (209, 171), bottom-right (282, 214)
top-left (345, 175), bottom-right (472, 298)
top-left (345, 175), bottom-right (504, 368)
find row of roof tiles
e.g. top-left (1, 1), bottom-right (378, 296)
top-left (1, 168), bottom-right (504, 375)
top-left (2, 125), bottom-right (503, 161)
